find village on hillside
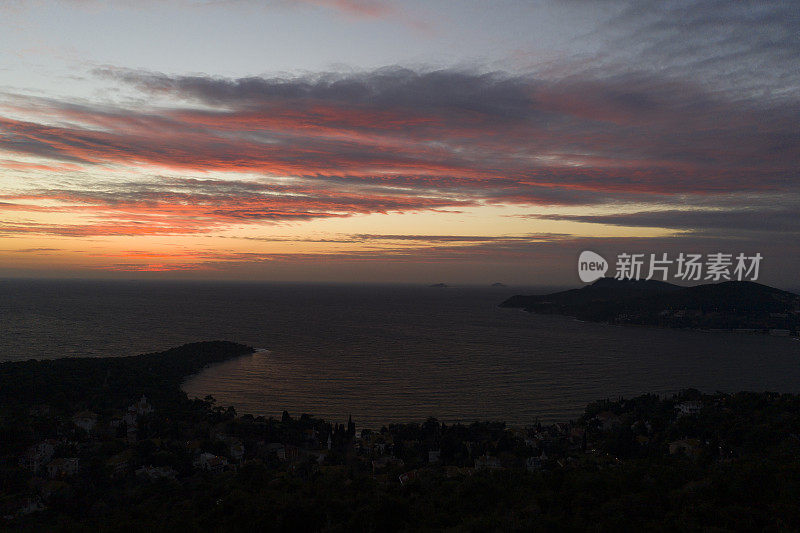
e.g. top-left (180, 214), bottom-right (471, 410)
top-left (4, 386), bottom-right (798, 528)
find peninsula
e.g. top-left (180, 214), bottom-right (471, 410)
top-left (501, 278), bottom-right (800, 333)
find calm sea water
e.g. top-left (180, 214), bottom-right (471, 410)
top-left (1, 279), bottom-right (799, 427)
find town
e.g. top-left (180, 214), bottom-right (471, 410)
top-left (2, 342), bottom-right (800, 530)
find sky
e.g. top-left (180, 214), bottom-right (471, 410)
top-left (0, 0), bottom-right (798, 286)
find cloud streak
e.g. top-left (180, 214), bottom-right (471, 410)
top-left (529, 208), bottom-right (800, 234)
top-left (0, 176), bottom-right (474, 236)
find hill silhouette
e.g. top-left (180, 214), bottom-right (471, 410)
top-left (501, 278), bottom-right (799, 331)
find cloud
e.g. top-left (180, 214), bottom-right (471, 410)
top-left (1, 62), bottom-right (799, 237)
top-left (598, 0), bottom-right (800, 97)
top-left (91, 233), bottom-right (583, 272)
top-left (0, 175), bottom-right (475, 235)
top-left (236, 232), bottom-right (570, 244)
top-left (8, 67), bottom-right (800, 193)
top-left (297, 0), bottom-right (393, 19)
top-left (527, 207), bottom-right (800, 234)
top-left (84, 231), bottom-right (795, 281)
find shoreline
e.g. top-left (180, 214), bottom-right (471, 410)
top-left (514, 308), bottom-right (800, 338)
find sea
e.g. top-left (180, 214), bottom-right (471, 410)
top-left (1, 279), bottom-right (799, 428)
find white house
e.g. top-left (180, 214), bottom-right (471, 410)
top-left (122, 395), bottom-right (153, 431)
top-left (194, 452), bottom-right (228, 473)
top-left (308, 450), bottom-right (328, 465)
top-left (676, 401), bottom-right (702, 417)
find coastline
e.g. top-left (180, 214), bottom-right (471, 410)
top-left (5, 342), bottom-right (800, 530)
top-left (0, 341), bottom-right (255, 411)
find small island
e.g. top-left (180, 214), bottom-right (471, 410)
top-left (501, 278), bottom-right (800, 334)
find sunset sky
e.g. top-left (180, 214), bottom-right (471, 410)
top-left (1, 0), bottom-right (798, 285)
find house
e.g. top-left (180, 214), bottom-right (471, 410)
top-left (132, 395), bottom-right (153, 416)
top-left (444, 466), bottom-right (473, 478)
top-left (18, 440), bottom-right (56, 473)
top-left (569, 427), bottom-right (586, 444)
top-left (229, 442), bottom-right (245, 463)
top-left (265, 443), bottom-right (286, 461)
top-left (371, 456), bottom-right (403, 473)
top-left (28, 404), bottom-right (51, 416)
top-left (122, 411), bottom-right (137, 429)
top-left (284, 444), bottom-right (301, 462)
top-left (210, 423), bottom-right (230, 443)
top-left (464, 441), bottom-right (477, 456)
top-left (676, 401), bottom-right (702, 417)
top-left (72, 411), bottom-right (97, 434)
top-left (526, 455), bottom-right (546, 472)
top-left (2, 496), bottom-right (45, 519)
top-left (595, 411), bottom-right (622, 431)
top-left (474, 455), bottom-right (502, 470)
top-left (106, 451), bottom-right (132, 477)
top-left (398, 469), bottom-right (419, 485)
top-left (373, 442), bottom-right (389, 455)
top-left (136, 465), bottom-right (177, 481)
top-left (307, 450), bottom-right (328, 465)
top-left (17, 497), bottom-right (45, 516)
top-left (669, 439), bottom-right (702, 459)
top-left (122, 396), bottom-right (153, 431)
top-left (47, 457), bottom-right (79, 478)
top-left (194, 452), bottom-right (228, 473)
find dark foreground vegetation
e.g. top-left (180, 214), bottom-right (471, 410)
top-left (502, 278), bottom-right (800, 333)
top-left (3, 342), bottom-right (800, 531)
